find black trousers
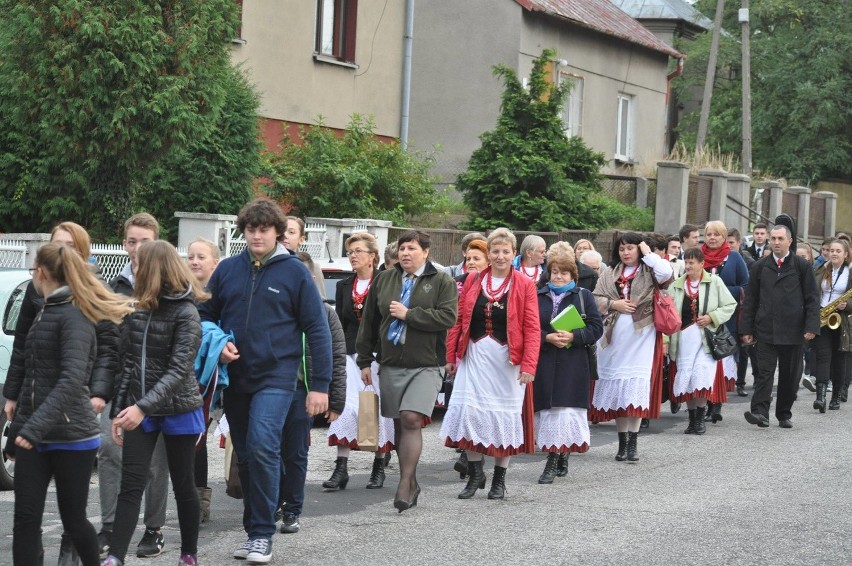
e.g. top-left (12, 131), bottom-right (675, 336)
top-left (110, 428), bottom-right (199, 562)
top-left (751, 341), bottom-right (803, 421)
top-left (13, 447), bottom-right (99, 566)
top-left (813, 327), bottom-right (847, 388)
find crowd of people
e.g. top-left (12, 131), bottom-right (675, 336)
top-left (3, 199), bottom-right (850, 565)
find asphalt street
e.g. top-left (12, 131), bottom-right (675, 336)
top-left (2, 379), bottom-right (851, 566)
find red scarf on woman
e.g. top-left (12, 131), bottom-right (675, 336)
top-left (701, 241), bottom-right (731, 271)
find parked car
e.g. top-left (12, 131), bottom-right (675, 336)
top-left (321, 258), bottom-right (355, 306)
top-left (0, 269), bottom-right (32, 490)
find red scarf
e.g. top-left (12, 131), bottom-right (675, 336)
top-left (701, 242), bottom-right (730, 271)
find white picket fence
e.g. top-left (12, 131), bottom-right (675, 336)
top-left (226, 222), bottom-right (329, 259)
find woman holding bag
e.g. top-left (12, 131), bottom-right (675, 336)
top-left (591, 232), bottom-right (673, 462)
top-left (666, 248), bottom-right (737, 434)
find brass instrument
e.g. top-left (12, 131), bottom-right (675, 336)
top-left (820, 288), bottom-right (852, 329)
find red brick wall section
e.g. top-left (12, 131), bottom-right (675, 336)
top-left (260, 118), bottom-right (397, 153)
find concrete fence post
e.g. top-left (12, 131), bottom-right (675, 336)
top-left (698, 168), bottom-right (728, 224)
top-left (654, 161), bottom-right (690, 234)
top-left (767, 181), bottom-right (784, 220)
top-left (175, 212), bottom-right (239, 257)
top-left (635, 177), bottom-right (648, 209)
top-left (787, 186), bottom-right (812, 241)
top-left (814, 191), bottom-right (838, 239)
top-left (725, 173), bottom-right (751, 235)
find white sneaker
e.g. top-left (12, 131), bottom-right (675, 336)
top-left (801, 374), bottom-right (816, 392)
top-left (233, 539), bottom-right (253, 560)
top-left (246, 538), bottom-right (272, 564)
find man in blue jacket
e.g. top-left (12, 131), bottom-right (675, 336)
top-left (199, 198), bottom-right (331, 564)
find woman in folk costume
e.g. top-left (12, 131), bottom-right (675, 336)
top-left (534, 252), bottom-right (603, 483)
top-left (666, 248), bottom-right (737, 434)
top-left (325, 232), bottom-right (396, 490)
top-left (441, 228), bottom-right (540, 500)
top-left (591, 232), bottom-right (673, 462)
top-left (700, 220), bottom-right (749, 423)
top-left (513, 234), bottom-right (547, 284)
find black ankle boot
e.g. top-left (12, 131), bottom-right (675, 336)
top-left (685, 409), bottom-right (696, 434)
top-left (487, 466), bottom-right (507, 499)
top-left (453, 450), bottom-right (468, 479)
top-left (704, 402), bottom-right (714, 421)
top-left (710, 402), bottom-right (723, 423)
top-left (458, 459), bottom-right (485, 499)
top-left (538, 453), bottom-right (559, 484)
top-left (693, 407), bottom-right (707, 435)
top-left (556, 453), bottom-right (569, 477)
top-left (814, 383), bottom-right (827, 413)
top-left (626, 432), bottom-right (639, 462)
top-left (365, 457), bottom-right (385, 489)
top-left (322, 457), bottom-right (349, 490)
top-left (829, 387), bottom-right (841, 410)
top-left (841, 384), bottom-right (849, 403)
top-left (615, 432), bottom-right (628, 461)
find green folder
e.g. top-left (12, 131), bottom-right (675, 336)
top-left (549, 304), bottom-right (586, 348)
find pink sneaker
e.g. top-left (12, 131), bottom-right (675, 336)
top-left (178, 554), bottom-right (197, 566)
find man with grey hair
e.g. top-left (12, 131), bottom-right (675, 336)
top-left (579, 249), bottom-right (605, 276)
top-left (741, 220), bottom-right (820, 428)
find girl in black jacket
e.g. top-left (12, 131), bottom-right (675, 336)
top-left (3, 243), bottom-right (133, 566)
top-left (104, 241), bottom-right (209, 566)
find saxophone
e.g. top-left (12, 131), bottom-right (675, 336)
top-left (820, 288), bottom-right (852, 329)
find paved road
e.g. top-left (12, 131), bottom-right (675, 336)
top-left (2, 381), bottom-right (851, 566)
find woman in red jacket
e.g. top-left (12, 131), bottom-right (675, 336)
top-left (440, 228), bottom-right (540, 500)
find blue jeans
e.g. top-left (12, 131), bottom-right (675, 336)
top-left (279, 388), bottom-right (310, 516)
top-left (224, 388), bottom-right (294, 538)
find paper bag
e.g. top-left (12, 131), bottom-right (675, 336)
top-left (357, 387), bottom-right (380, 452)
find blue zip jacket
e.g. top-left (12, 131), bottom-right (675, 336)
top-left (198, 246), bottom-right (332, 395)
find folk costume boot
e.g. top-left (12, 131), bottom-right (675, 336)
top-left (704, 402), bottom-right (714, 422)
top-left (710, 402), bottom-right (723, 423)
top-left (829, 387), bottom-right (842, 410)
top-left (322, 457), bottom-right (349, 490)
top-left (487, 466), bottom-right (507, 500)
top-left (366, 457), bottom-right (386, 489)
top-left (538, 453), bottom-right (559, 484)
top-left (814, 383), bottom-right (828, 413)
top-left (685, 409), bottom-right (697, 434)
top-left (556, 453), bottom-right (569, 477)
top-left (626, 432), bottom-right (639, 462)
top-left (454, 450), bottom-right (468, 479)
top-left (841, 383), bottom-right (849, 403)
top-left (615, 432), bottom-right (628, 461)
top-left (458, 459), bottom-right (486, 499)
top-left (693, 407), bottom-right (707, 435)
top-left (197, 487), bottom-right (213, 524)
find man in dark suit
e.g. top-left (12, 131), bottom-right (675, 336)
top-left (740, 221), bottom-right (820, 428)
top-left (744, 222), bottom-right (769, 261)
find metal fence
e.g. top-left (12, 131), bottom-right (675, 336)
top-left (0, 240), bottom-right (27, 268)
top-left (601, 175), bottom-right (637, 206)
top-left (91, 244), bottom-right (187, 282)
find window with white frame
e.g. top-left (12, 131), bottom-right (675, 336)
top-left (559, 73), bottom-right (584, 138)
top-left (315, 0), bottom-right (358, 63)
top-left (615, 93), bottom-right (634, 161)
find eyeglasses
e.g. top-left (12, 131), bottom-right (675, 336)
top-left (347, 249), bottom-right (371, 257)
top-left (28, 267), bottom-right (38, 275)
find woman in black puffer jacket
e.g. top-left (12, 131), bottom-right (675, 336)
top-left (3, 243), bottom-right (133, 566)
top-left (104, 241), bottom-right (209, 566)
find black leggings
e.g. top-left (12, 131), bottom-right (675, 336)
top-left (109, 428), bottom-right (199, 561)
top-left (814, 327), bottom-right (847, 388)
top-left (13, 447), bottom-right (99, 566)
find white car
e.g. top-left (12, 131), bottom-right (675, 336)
top-left (0, 269), bottom-right (32, 490)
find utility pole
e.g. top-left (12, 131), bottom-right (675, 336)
top-left (695, 0), bottom-right (726, 151)
top-left (740, 0), bottom-right (752, 176)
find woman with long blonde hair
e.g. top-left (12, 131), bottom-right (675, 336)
top-left (4, 243), bottom-right (132, 566)
top-left (104, 241), bottom-right (209, 566)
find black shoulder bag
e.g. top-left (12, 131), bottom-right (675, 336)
top-left (702, 282), bottom-right (737, 360)
top-left (577, 289), bottom-right (599, 380)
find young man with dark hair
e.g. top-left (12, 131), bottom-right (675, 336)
top-left (745, 223), bottom-right (769, 261)
top-left (99, 212), bottom-right (171, 560)
top-left (199, 198), bottom-right (332, 564)
top-left (678, 224), bottom-right (701, 252)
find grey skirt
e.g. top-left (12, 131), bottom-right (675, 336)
top-left (378, 366), bottom-right (442, 418)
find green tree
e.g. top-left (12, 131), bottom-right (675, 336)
top-left (674, 0), bottom-right (852, 183)
top-left (265, 114), bottom-right (444, 225)
top-left (0, 0), bottom-right (258, 240)
top-left (457, 49), bottom-right (640, 232)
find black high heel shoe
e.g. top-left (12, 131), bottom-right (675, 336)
top-left (393, 496), bottom-right (410, 513)
top-left (410, 484), bottom-right (421, 508)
